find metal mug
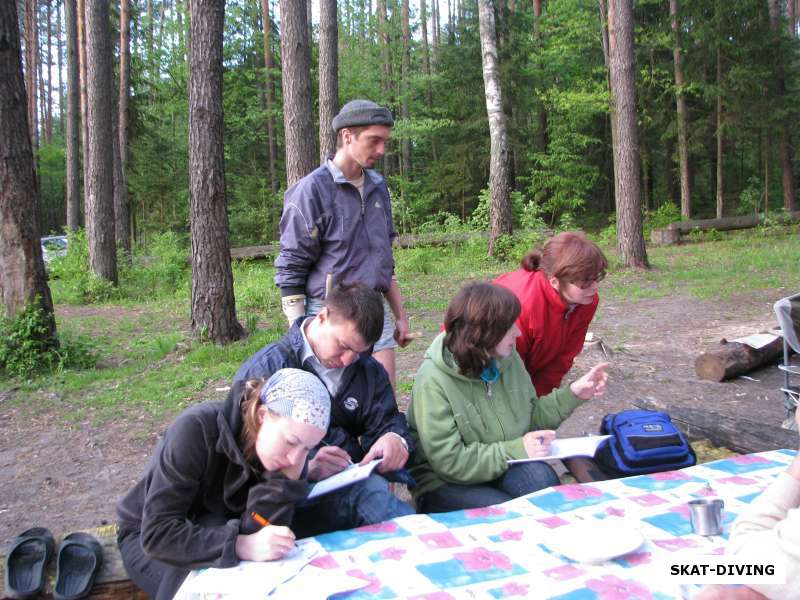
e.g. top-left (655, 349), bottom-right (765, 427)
top-left (688, 498), bottom-right (724, 536)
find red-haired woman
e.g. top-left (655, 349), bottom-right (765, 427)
top-left (494, 231), bottom-right (608, 398)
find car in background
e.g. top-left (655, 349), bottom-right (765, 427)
top-left (41, 235), bottom-right (68, 265)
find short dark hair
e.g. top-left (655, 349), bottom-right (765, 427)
top-left (324, 283), bottom-right (384, 345)
top-left (444, 282), bottom-right (521, 378)
top-left (335, 126), bottom-right (368, 149)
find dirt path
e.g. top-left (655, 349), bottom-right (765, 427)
top-left (0, 290), bottom-right (793, 547)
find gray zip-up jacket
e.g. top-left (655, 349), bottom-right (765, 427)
top-left (274, 159), bottom-right (396, 298)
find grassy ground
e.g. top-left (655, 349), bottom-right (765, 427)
top-left (2, 224), bottom-right (798, 426)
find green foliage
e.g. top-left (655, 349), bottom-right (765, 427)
top-left (49, 230), bottom-right (116, 303)
top-left (50, 230), bottom-right (190, 304)
top-left (0, 302), bottom-right (95, 379)
top-left (643, 202), bottom-right (682, 238)
top-left (737, 176), bottom-right (762, 216)
top-left (120, 231), bottom-right (191, 300)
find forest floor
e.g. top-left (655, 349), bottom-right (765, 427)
top-left (1, 283), bottom-right (794, 547)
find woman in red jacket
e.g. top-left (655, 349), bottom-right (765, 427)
top-left (494, 231), bottom-right (608, 397)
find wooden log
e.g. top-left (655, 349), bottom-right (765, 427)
top-left (1, 525), bottom-right (147, 599)
top-left (695, 336), bottom-right (785, 381)
top-left (665, 210), bottom-right (800, 234)
top-left (650, 228), bottom-right (681, 245)
top-left (633, 397), bottom-right (798, 454)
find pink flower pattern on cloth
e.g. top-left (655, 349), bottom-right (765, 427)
top-left (420, 531), bottom-right (461, 549)
top-left (557, 484), bottom-right (604, 500)
top-left (454, 547), bottom-right (513, 572)
top-left (538, 515), bottom-right (570, 528)
top-left (649, 471), bottom-right (691, 481)
top-left (464, 506), bottom-right (507, 518)
top-left (355, 521), bottom-right (398, 534)
top-left (585, 574), bottom-right (654, 599)
top-left (498, 581), bottom-right (529, 596)
top-left (379, 546), bottom-right (407, 560)
top-left (345, 569), bottom-right (382, 594)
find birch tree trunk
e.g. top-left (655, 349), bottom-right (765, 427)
top-left (0, 0), bottom-right (56, 336)
top-left (280, 0), bottom-right (315, 186)
top-left (188, 0), bottom-right (244, 344)
top-left (607, 0), bottom-right (647, 268)
top-left (670, 0), bottom-right (691, 218)
top-left (477, 0), bottom-right (513, 256)
top-left (64, 0), bottom-right (80, 230)
top-left (318, 0), bottom-right (338, 162)
top-left (84, 0), bottom-right (117, 282)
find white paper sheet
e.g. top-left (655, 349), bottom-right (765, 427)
top-left (732, 332), bottom-right (779, 349)
top-left (174, 539), bottom-right (321, 600)
top-left (307, 458), bottom-right (383, 499)
top-left (507, 435), bottom-right (612, 464)
top-left (268, 566), bottom-right (370, 599)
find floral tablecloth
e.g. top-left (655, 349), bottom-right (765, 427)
top-left (290, 449), bottom-right (796, 599)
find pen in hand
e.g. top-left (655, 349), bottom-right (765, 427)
top-left (251, 511), bottom-right (270, 528)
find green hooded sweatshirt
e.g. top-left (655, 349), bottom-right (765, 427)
top-left (407, 332), bottom-right (583, 500)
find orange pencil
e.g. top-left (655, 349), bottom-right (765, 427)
top-left (251, 512), bottom-right (270, 527)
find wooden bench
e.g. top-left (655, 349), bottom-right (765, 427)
top-left (1, 525), bottom-right (146, 599)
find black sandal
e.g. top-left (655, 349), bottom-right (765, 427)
top-left (53, 532), bottom-right (103, 600)
top-left (4, 526), bottom-right (55, 599)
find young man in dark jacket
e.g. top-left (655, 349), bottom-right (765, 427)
top-left (235, 283), bottom-right (415, 537)
top-left (275, 99), bottom-right (414, 388)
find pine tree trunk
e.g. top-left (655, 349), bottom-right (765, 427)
top-left (260, 0), bottom-right (279, 191)
top-left (715, 44), bottom-right (724, 219)
top-left (0, 0), bottom-right (56, 335)
top-left (64, 0), bottom-right (81, 231)
top-left (56, 0), bottom-right (64, 136)
top-left (24, 0), bottom-right (39, 153)
top-left (608, 0), bottom-right (647, 268)
top-left (77, 0), bottom-right (89, 210)
top-left (318, 0), bottom-right (338, 162)
top-left (85, 0), bottom-right (117, 283)
top-left (400, 0), bottom-right (412, 175)
top-left (670, 0), bottom-right (691, 218)
top-left (377, 0), bottom-right (394, 177)
top-left (767, 0), bottom-right (797, 212)
top-left (45, 0), bottom-right (53, 143)
top-left (188, 0), bottom-right (244, 344)
top-left (280, 0), bottom-right (315, 186)
top-left (477, 0), bottom-right (513, 256)
top-left (117, 0), bottom-right (132, 254)
top-left (533, 0), bottom-right (548, 154)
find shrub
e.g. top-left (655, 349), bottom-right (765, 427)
top-left (0, 301), bottom-right (96, 379)
top-left (48, 230), bottom-right (116, 304)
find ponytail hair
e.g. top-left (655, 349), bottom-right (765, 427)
top-left (520, 232), bottom-right (607, 285)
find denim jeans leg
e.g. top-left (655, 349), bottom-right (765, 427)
top-left (419, 483), bottom-right (512, 513)
top-left (496, 462), bottom-right (560, 498)
top-left (292, 474), bottom-right (414, 538)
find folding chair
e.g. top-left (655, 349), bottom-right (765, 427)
top-left (773, 293), bottom-right (800, 430)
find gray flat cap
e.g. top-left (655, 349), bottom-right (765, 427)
top-left (332, 99), bottom-right (394, 133)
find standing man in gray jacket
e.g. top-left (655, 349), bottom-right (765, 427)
top-left (275, 99), bottom-right (413, 388)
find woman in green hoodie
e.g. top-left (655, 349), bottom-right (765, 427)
top-left (407, 282), bottom-right (608, 512)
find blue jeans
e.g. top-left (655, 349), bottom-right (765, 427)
top-left (418, 462), bottom-right (560, 513)
top-left (292, 473), bottom-right (414, 538)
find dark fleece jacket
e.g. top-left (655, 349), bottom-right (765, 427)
top-left (116, 381), bottom-right (309, 598)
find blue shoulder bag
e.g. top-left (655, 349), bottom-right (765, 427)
top-left (595, 409), bottom-right (697, 478)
